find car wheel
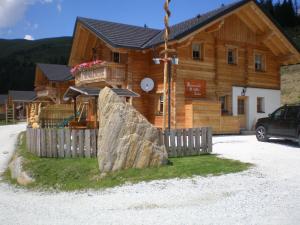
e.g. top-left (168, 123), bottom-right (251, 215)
top-left (298, 134), bottom-right (300, 147)
top-left (256, 126), bottom-right (268, 142)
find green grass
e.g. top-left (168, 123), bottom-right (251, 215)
top-left (4, 132), bottom-right (251, 191)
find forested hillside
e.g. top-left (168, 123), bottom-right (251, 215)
top-left (0, 37), bottom-right (72, 94)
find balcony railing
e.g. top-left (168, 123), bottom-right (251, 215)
top-left (73, 62), bottom-right (126, 87)
top-left (35, 87), bottom-right (57, 99)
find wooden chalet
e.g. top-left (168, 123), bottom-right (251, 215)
top-left (7, 90), bottom-right (36, 121)
top-left (34, 63), bottom-right (74, 104)
top-left (68, 0), bottom-right (300, 133)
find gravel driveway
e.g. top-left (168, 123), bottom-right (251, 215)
top-left (0, 124), bottom-right (300, 225)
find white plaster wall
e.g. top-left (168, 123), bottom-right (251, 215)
top-left (232, 86), bottom-right (281, 130)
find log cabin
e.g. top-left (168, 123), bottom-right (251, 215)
top-left (68, 0), bottom-right (300, 133)
top-left (34, 63), bottom-right (74, 104)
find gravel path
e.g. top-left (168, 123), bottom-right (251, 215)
top-left (0, 124), bottom-right (300, 225)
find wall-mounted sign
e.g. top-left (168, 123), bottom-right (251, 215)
top-left (184, 80), bottom-right (206, 98)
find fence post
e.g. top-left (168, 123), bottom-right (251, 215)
top-left (41, 129), bottom-right (46, 157)
top-left (195, 128), bottom-right (201, 155)
top-left (71, 129), bottom-right (77, 158)
top-left (207, 127), bottom-right (213, 153)
top-left (85, 129), bottom-right (91, 158)
top-left (188, 128), bottom-right (193, 155)
top-left (58, 129), bottom-right (65, 158)
top-left (65, 129), bottom-right (71, 158)
top-left (201, 127), bottom-right (207, 153)
top-left (78, 130), bottom-right (84, 157)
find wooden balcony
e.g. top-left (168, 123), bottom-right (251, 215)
top-left (73, 62), bottom-right (126, 87)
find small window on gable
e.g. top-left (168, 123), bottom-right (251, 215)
top-left (257, 97), bottom-right (265, 113)
top-left (227, 48), bottom-right (237, 65)
top-left (255, 53), bottom-right (266, 72)
top-left (192, 43), bottom-right (203, 60)
top-left (157, 95), bottom-right (164, 115)
top-left (113, 52), bottom-right (120, 63)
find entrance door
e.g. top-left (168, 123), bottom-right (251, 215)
top-left (237, 96), bottom-right (247, 130)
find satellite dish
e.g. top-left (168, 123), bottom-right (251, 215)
top-left (141, 78), bottom-right (154, 93)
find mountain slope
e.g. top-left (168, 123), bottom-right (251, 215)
top-left (0, 37), bottom-right (72, 94)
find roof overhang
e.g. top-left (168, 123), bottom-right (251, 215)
top-left (63, 86), bottom-right (140, 101)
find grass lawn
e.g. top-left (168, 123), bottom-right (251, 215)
top-left (5, 132), bottom-right (251, 191)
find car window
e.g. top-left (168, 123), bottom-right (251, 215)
top-left (273, 107), bottom-right (286, 120)
top-left (285, 107), bottom-right (298, 120)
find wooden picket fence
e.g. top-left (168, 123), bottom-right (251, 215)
top-left (161, 127), bottom-right (213, 157)
top-left (26, 128), bottom-right (98, 158)
top-left (26, 127), bottom-right (213, 159)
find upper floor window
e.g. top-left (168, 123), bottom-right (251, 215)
top-left (227, 48), bottom-right (237, 65)
top-left (255, 53), bottom-right (266, 72)
top-left (192, 43), bottom-right (203, 60)
top-left (113, 52), bottom-right (120, 63)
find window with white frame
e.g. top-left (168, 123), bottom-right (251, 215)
top-left (257, 97), bottom-right (265, 113)
top-left (192, 43), bottom-right (203, 60)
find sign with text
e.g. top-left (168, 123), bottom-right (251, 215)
top-left (184, 80), bottom-right (206, 98)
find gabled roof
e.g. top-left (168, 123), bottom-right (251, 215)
top-left (0, 95), bottom-right (7, 105)
top-left (75, 0), bottom-right (300, 53)
top-left (8, 91), bottom-right (36, 102)
top-left (37, 63), bottom-right (73, 81)
top-left (63, 86), bottom-right (140, 100)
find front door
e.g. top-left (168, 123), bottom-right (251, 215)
top-left (237, 96), bottom-right (247, 130)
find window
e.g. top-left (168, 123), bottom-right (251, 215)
top-left (113, 52), bottom-right (120, 63)
top-left (273, 107), bottom-right (286, 120)
top-left (192, 43), bottom-right (202, 60)
top-left (219, 96), bottom-right (228, 113)
top-left (285, 107), bottom-right (299, 120)
top-left (238, 99), bottom-right (245, 115)
top-left (227, 48), bottom-right (237, 65)
top-left (257, 97), bottom-right (265, 113)
top-left (157, 95), bottom-right (164, 115)
top-left (255, 53), bottom-right (265, 72)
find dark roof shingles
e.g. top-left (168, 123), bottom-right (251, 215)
top-left (78, 17), bottom-right (161, 49)
top-left (0, 95), bottom-right (7, 104)
top-left (8, 91), bottom-right (36, 102)
top-left (37, 63), bottom-right (73, 81)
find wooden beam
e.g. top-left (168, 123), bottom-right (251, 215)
top-left (278, 53), bottom-right (295, 62)
top-left (236, 12), bottom-right (258, 33)
top-left (256, 30), bottom-right (275, 43)
top-left (205, 20), bottom-right (224, 33)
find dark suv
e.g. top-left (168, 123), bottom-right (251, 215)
top-left (255, 105), bottom-right (300, 145)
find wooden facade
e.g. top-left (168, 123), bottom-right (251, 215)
top-left (34, 65), bottom-right (74, 104)
top-left (68, 0), bottom-right (300, 133)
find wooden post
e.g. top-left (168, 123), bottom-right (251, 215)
top-left (162, 0), bottom-right (171, 132)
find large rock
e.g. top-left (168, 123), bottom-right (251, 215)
top-left (97, 87), bottom-right (168, 174)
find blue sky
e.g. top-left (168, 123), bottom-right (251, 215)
top-left (0, 0), bottom-right (237, 40)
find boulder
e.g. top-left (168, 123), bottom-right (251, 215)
top-left (97, 87), bottom-right (168, 174)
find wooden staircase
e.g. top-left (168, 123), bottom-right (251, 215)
top-left (6, 104), bottom-right (15, 124)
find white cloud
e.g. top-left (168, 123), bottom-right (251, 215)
top-left (0, 0), bottom-right (53, 28)
top-left (57, 3), bottom-right (62, 12)
top-left (24, 34), bottom-right (34, 40)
